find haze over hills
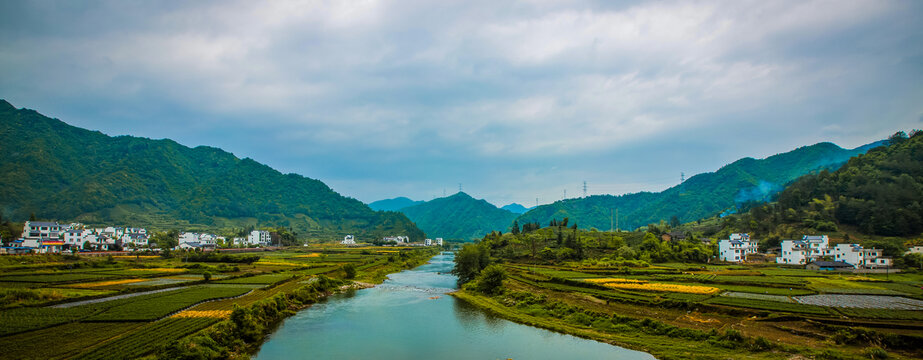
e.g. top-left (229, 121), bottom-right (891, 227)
top-left (501, 203), bottom-right (531, 214)
top-left (368, 197), bottom-right (424, 212)
top-left (0, 100), bottom-right (425, 241)
top-left (398, 192), bottom-right (518, 241)
top-left (516, 141), bottom-right (886, 231)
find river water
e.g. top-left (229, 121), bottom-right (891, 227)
top-left (254, 252), bottom-right (655, 359)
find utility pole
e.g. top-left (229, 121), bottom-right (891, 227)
top-left (616, 208), bottom-right (619, 232)
top-left (536, 198), bottom-right (539, 207)
top-left (443, 188), bottom-right (446, 197)
top-left (681, 172), bottom-right (685, 183)
top-left (563, 189), bottom-right (566, 199)
top-left (610, 209), bottom-right (614, 232)
top-left (583, 181), bottom-right (587, 198)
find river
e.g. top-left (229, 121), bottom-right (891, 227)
top-left (254, 252), bottom-right (655, 359)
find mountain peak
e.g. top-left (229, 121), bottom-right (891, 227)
top-left (0, 99), bottom-right (15, 112)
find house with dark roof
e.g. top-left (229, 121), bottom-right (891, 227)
top-left (806, 261), bottom-right (854, 271)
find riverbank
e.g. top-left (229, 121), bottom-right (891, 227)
top-left (156, 247), bottom-right (442, 359)
top-left (450, 287), bottom-right (913, 360)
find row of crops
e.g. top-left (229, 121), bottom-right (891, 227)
top-left (0, 284), bottom-right (253, 335)
top-left (73, 318), bottom-right (220, 360)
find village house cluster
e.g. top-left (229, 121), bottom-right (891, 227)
top-left (0, 221), bottom-right (283, 254)
top-left (716, 232), bottom-right (892, 271)
top-left (338, 235), bottom-right (443, 246)
top-left (2, 221), bottom-right (149, 254)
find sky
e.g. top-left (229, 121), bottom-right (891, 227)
top-left (1, 0), bottom-right (921, 207)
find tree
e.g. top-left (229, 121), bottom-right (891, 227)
top-left (888, 131), bottom-right (908, 145)
top-left (203, 271), bottom-right (212, 281)
top-left (29, 213), bottom-right (36, 221)
top-left (343, 263), bottom-right (357, 279)
top-left (474, 265), bottom-right (506, 295)
top-left (670, 215), bottom-right (680, 228)
top-left (511, 220), bottom-right (520, 235)
top-left (452, 243), bottom-right (489, 285)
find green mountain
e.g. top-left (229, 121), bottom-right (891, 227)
top-left (399, 192), bottom-right (518, 240)
top-left (501, 203), bottom-right (530, 214)
top-left (516, 141), bottom-right (884, 231)
top-left (769, 131), bottom-right (922, 237)
top-left (368, 197), bottom-right (423, 211)
top-left (0, 99), bottom-right (424, 241)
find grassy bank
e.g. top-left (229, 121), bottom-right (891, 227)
top-left (450, 262), bottom-right (922, 360)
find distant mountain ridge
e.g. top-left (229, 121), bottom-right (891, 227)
top-left (501, 203), bottom-right (531, 214)
top-left (399, 192), bottom-right (518, 240)
top-left (368, 197), bottom-right (424, 211)
top-left (516, 141), bottom-right (884, 231)
top-left (0, 99), bottom-right (424, 241)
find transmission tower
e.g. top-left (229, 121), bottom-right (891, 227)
top-left (563, 189), bottom-right (566, 199)
top-left (458, 183), bottom-right (463, 192)
top-left (583, 181), bottom-right (587, 198)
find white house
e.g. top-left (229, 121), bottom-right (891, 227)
top-left (341, 235), bottom-right (356, 245)
top-left (250, 230), bottom-right (272, 246)
top-left (907, 246), bottom-right (923, 255)
top-left (777, 240), bottom-right (809, 265)
top-left (22, 221), bottom-right (63, 240)
top-left (718, 233), bottom-right (758, 262)
top-left (833, 244), bottom-right (891, 269)
top-left (435, 238), bottom-right (444, 246)
top-left (425, 238), bottom-right (433, 246)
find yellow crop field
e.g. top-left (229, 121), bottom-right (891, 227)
top-left (602, 282), bottom-right (720, 294)
top-left (172, 310), bottom-right (232, 318)
top-left (125, 267), bottom-right (186, 272)
top-left (69, 279), bottom-right (147, 288)
top-left (585, 278), bottom-right (719, 294)
top-left (294, 253), bottom-right (322, 258)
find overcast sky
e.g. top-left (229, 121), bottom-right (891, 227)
top-left (1, 0), bottom-right (921, 207)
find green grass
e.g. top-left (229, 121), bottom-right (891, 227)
top-left (72, 318), bottom-right (220, 360)
top-left (0, 322), bottom-right (143, 360)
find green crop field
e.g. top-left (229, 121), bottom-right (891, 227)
top-left (72, 318), bottom-right (220, 360)
top-left (215, 273), bottom-right (294, 285)
top-left (0, 305), bottom-right (102, 336)
top-left (0, 322), bottom-right (143, 360)
top-left (705, 296), bottom-right (832, 315)
top-left (835, 307), bottom-right (923, 321)
top-left (85, 285), bottom-right (254, 321)
top-left (0, 273), bottom-right (121, 284)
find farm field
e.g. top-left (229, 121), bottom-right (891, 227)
top-left (0, 245), bottom-right (441, 360)
top-left (470, 260), bottom-right (923, 360)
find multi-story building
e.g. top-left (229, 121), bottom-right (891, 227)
top-left (718, 233), bottom-right (758, 262)
top-left (833, 244), bottom-right (892, 269)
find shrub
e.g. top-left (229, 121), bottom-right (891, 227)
top-left (474, 265), bottom-right (506, 295)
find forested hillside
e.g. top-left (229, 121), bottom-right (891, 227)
top-left (715, 131), bottom-right (922, 239)
top-left (0, 100), bottom-right (424, 241)
top-left (399, 192), bottom-right (518, 240)
top-left (516, 141), bottom-right (883, 231)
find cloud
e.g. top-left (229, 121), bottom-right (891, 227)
top-left (1, 0), bottom-right (920, 205)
